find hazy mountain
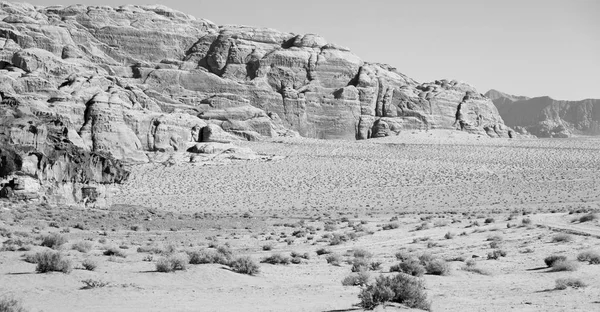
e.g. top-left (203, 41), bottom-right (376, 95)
top-left (486, 90), bottom-right (600, 138)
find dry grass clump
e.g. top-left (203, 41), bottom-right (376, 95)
top-left (555, 277), bottom-right (587, 290)
top-left (34, 250), bottom-right (72, 273)
top-left (341, 270), bottom-right (370, 286)
top-left (103, 247), bottom-right (127, 258)
top-left (71, 241), bottom-right (93, 253)
top-left (261, 253), bottom-right (290, 265)
top-left (575, 213), bottom-right (598, 223)
top-left (187, 248), bottom-right (232, 265)
top-left (156, 253), bottom-right (189, 272)
top-left (390, 258), bottom-right (425, 277)
top-left (229, 256), bottom-right (260, 275)
top-left (551, 234), bottom-right (573, 243)
top-left (81, 259), bottom-right (97, 271)
top-left (359, 274), bottom-right (431, 311)
top-left (325, 253), bottom-right (342, 266)
top-left (316, 248), bottom-right (332, 255)
top-left (544, 254), bottom-right (567, 267)
top-left (576, 250), bottom-right (600, 263)
top-left (549, 260), bottom-right (579, 272)
top-left (0, 296), bottom-right (28, 312)
top-left (462, 259), bottom-right (491, 275)
top-left (81, 279), bottom-right (109, 289)
top-left (40, 233), bottom-right (67, 249)
top-left (487, 249), bottom-right (507, 260)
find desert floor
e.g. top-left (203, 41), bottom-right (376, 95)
top-left (1, 130), bottom-right (600, 312)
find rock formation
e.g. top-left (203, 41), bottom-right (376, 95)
top-left (0, 1), bottom-right (511, 205)
top-left (486, 89), bottom-right (600, 138)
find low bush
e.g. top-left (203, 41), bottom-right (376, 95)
top-left (40, 233), bottom-right (67, 249)
top-left (550, 260), bottom-right (579, 272)
top-left (71, 241), bottom-right (93, 253)
top-left (262, 244), bottom-right (274, 251)
top-left (551, 234), bottom-right (573, 243)
top-left (103, 247), bottom-right (127, 258)
top-left (290, 251), bottom-right (310, 260)
top-left (423, 259), bottom-right (450, 276)
top-left (576, 250), bottom-right (600, 263)
top-left (316, 248), bottom-right (332, 255)
top-left (370, 261), bottom-right (382, 271)
top-left (325, 253), bottom-right (341, 265)
top-left (81, 259), bottom-right (97, 271)
top-left (187, 249), bottom-right (231, 265)
top-left (342, 271), bottom-right (370, 286)
top-left (390, 258), bottom-right (425, 277)
top-left (555, 277), bottom-right (587, 290)
top-left (544, 255), bottom-right (567, 267)
top-left (578, 213), bottom-right (598, 223)
top-left (156, 253), bottom-right (189, 272)
top-left (81, 279), bottom-right (109, 289)
top-left (487, 249), bottom-right (507, 260)
top-left (229, 256), bottom-right (260, 275)
top-left (444, 232), bottom-right (455, 239)
top-left (34, 250), bottom-right (72, 273)
top-left (261, 253), bottom-right (290, 265)
top-left (351, 258), bottom-right (370, 272)
top-left (382, 223), bottom-right (400, 230)
top-left (358, 274), bottom-right (431, 311)
top-left (0, 296), bottom-right (27, 312)
top-left (352, 249), bottom-right (373, 259)
top-left (395, 250), bottom-right (411, 261)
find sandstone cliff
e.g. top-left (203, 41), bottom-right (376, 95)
top-left (486, 89), bottom-right (600, 138)
top-left (0, 2), bottom-right (510, 204)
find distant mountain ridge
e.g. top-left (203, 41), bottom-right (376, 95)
top-left (485, 90), bottom-right (600, 138)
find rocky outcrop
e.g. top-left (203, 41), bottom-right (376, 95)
top-left (486, 90), bottom-right (600, 138)
top-left (0, 1), bottom-right (512, 204)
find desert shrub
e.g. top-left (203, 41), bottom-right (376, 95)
top-left (156, 253), bottom-right (189, 272)
top-left (550, 260), bottom-right (579, 272)
top-left (444, 232), bottom-right (455, 239)
top-left (395, 250), bottom-right (411, 261)
top-left (262, 244), bottom-right (273, 251)
top-left (229, 256), bottom-right (260, 275)
top-left (423, 259), bottom-right (450, 276)
top-left (352, 249), bottom-right (373, 259)
top-left (290, 251), bottom-right (310, 260)
top-left (81, 279), bottom-right (109, 289)
top-left (484, 217), bottom-right (495, 224)
top-left (521, 218), bottom-right (532, 225)
top-left (71, 241), bottom-right (93, 253)
top-left (370, 261), bottom-right (382, 271)
top-left (0, 296), bottom-right (27, 312)
top-left (34, 250), bottom-right (72, 273)
top-left (486, 234), bottom-right (503, 242)
top-left (555, 277), bottom-right (587, 290)
top-left (103, 247), bottom-right (126, 258)
top-left (358, 274), bottom-right (431, 311)
top-left (329, 233), bottom-right (348, 245)
top-left (22, 252), bottom-right (41, 264)
top-left (415, 223), bottom-right (430, 231)
top-left (81, 259), bottom-right (97, 271)
top-left (342, 271), bottom-right (370, 286)
top-left (544, 255), bottom-right (567, 267)
top-left (316, 248), bottom-right (332, 255)
top-left (487, 249), bottom-right (507, 260)
top-left (578, 213), bottom-right (598, 223)
top-left (325, 253), bottom-right (341, 265)
top-left (576, 250), bottom-right (600, 262)
top-left (382, 223), bottom-right (399, 230)
top-left (351, 258), bottom-right (370, 272)
top-left (462, 260), bottom-right (490, 275)
top-left (187, 249), bottom-right (231, 265)
top-left (261, 253), bottom-right (290, 265)
top-left (390, 258), bottom-right (425, 277)
top-left (40, 233), bottom-right (67, 249)
top-left (551, 234), bottom-right (573, 243)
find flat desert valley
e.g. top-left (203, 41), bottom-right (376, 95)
top-left (2, 130), bottom-right (600, 312)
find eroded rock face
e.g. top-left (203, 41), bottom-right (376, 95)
top-left (0, 1), bottom-right (512, 204)
top-left (486, 90), bottom-right (600, 138)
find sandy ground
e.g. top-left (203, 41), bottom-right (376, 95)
top-left (1, 130), bottom-right (600, 312)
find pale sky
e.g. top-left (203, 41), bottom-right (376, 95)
top-left (12, 0), bottom-right (600, 100)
